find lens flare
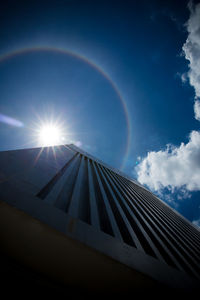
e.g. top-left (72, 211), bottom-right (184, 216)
top-left (0, 113), bottom-right (24, 127)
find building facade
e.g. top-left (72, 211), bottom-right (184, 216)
top-left (0, 144), bottom-right (199, 292)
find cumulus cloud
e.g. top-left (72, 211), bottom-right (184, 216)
top-left (193, 218), bottom-right (200, 228)
top-left (135, 2), bottom-right (200, 201)
top-left (182, 1), bottom-right (200, 120)
top-left (136, 130), bottom-right (200, 192)
top-left (194, 99), bottom-right (200, 121)
top-left (181, 72), bottom-right (188, 83)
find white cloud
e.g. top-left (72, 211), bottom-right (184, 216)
top-left (192, 218), bottom-right (200, 228)
top-left (136, 131), bottom-right (200, 193)
top-left (135, 2), bottom-right (200, 200)
top-left (181, 72), bottom-right (188, 83)
top-left (194, 99), bottom-right (200, 121)
top-left (182, 1), bottom-right (200, 120)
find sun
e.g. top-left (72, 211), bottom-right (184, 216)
top-left (30, 112), bottom-right (71, 148)
top-left (38, 123), bottom-right (62, 146)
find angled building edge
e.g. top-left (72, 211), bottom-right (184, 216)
top-left (0, 144), bottom-right (199, 293)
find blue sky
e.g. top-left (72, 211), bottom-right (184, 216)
top-left (0, 0), bottom-right (200, 227)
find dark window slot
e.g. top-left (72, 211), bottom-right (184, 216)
top-left (125, 181), bottom-right (198, 277)
top-left (102, 166), bottom-right (156, 257)
top-left (53, 154), bottom-right (82, 212)
top-left (122, 179), bottom-right (199, 277)
top-left (140, 188), bottom-right (200, 243)
top-left (36, 153), bottom-right (78, 199)
top-left (113, 173), bottom-right (179, 269)
top-left (135, 189), bottom-right (200, 264)
top-left (119, 175), bottom-right (200, 251)
top-left (78, 157), bottom-right (90, 224)
top-left (63, 155), bottom-right (83, 213)
top-left (98, 165), bottom-right (136, 247)
top-left (90, 161), bottom-right (114, 236)
top-left (148, 210), bottom-right (200, 276)
top-left (132, 185), bottom-right (200, 251)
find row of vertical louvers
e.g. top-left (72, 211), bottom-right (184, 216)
top-left (37, 145), bottom-right (200, 280)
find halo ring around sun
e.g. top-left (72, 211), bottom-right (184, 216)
top-left (0, 46), bottom-right (131, 170)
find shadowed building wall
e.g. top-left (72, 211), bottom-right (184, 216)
top-left (0, 144), bottom-right (199, 293)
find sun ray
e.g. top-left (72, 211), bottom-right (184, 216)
top-left (33, 147), bottom-right (44, 166)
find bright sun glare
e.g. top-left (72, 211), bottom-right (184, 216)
top-left (38, 124), bottom-right (62, 146)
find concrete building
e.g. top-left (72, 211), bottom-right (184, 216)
top-left (0, 144), bottom-right (199, 293)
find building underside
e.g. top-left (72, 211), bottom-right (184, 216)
top-left (0, 144), bottom-right (199, 294)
